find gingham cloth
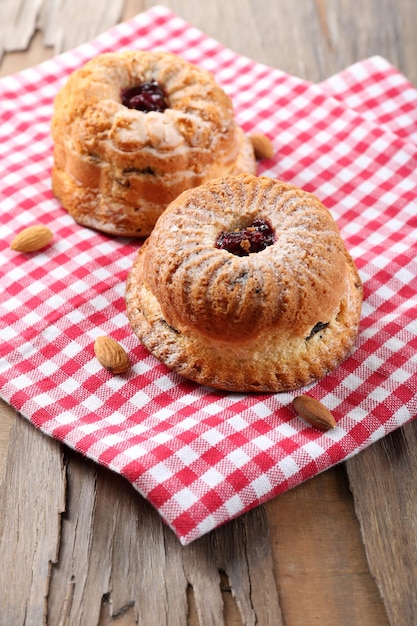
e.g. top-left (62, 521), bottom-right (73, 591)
top-left (0, 6), bottom-right (416, 545)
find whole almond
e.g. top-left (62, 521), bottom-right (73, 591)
top-left (249, 133), bottom-right (274, 160)
top-left (10, 225), bottom-right (53, 252)
top-left (94, 336), bottom-right (130, 374)
top-left (292, 395), bottom-right (336, 430)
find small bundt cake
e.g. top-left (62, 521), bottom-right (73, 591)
top-left (51, 51), bottom-right (256, 237)
top-left (126, 174), bottom-right (363, 392)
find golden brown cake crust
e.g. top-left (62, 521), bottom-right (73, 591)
top-left (126, 174), bottom-right (363, 392)
top-left (51, 51), bottom-right (256, 237)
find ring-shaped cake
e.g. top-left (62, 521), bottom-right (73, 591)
top-left (126, 174), bottom-right (363, 391)
top-left (51, 51), bottom-right (256, 236)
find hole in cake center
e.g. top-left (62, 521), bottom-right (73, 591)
top-left (215, 219), bottom-right (275, 256)
top-left (121, 80), bottom-right (168, 113)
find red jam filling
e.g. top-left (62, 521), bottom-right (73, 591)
top-left (215, 219), bottom-right (275, 256)
top-left (121, 80), bottom-right (168, 113)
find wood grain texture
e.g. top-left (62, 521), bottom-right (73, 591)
top-left (265, 466), bottom-right (390, 625)
top-left (347, 421), bottom-right (417, 626)
top-left (0, 0), bottom-right (124, 56)
top-left (0, 416), bottom-right (66, 625)
top-left (44, 447), bottom-right (281, 626)
top-left (0, 0), bottom-right (416, 624)
top-left (136, 0), bottom-right (417, 86)
top-left (0, 399), bottom-right (15, 478)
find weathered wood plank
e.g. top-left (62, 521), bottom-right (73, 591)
top-left (0, 0), bottom-right (125, 57)
top-left (0, 416), bottom-right (66, 626)
top-left (0, 30), bottom-right (52, 77)
top-left (48, 451), bottom-right (174, 625)
top-left (137, 0), bottom-right (417, 85)
top-left (265, 466), bottom-right (390, 625)
top-left (0, 0), bottom-right (44, 53)
top-left (0, 399), bottom-right (16, 479)
top-left (46, 448), bottom-right (281, 626)
top-left (346, 421), bottom-right (417, 626)
top-left (39, 0), bottom-right (125, 53)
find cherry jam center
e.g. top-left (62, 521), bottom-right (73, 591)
top-left (215, 219), bottom-right (275, 256)
top-left (121, 80), bottom-right (168, 113)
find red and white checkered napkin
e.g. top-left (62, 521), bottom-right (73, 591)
top-left (0, 6), bottom-right (416, 544)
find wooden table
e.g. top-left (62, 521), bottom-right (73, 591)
top-left (1, 1), bottom-right (416, 624)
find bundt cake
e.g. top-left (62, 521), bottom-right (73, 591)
top-left (125, 174), bottom-right (363, 392)
top-left (51, 51), bottom-right (256, 237)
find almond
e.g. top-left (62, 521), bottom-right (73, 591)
top-left (10, 225), bottom-right (53, 252)
top-left (249, 133), bottom-right (274, 160)
top-left (292, 395), bottom-right (336, 430)
top-left (94, 336), bottom-right (130, 374)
